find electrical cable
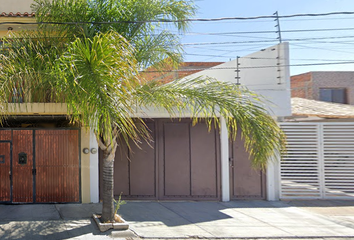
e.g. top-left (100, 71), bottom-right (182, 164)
top-left (179, 27), bottom-right (354, 36)
top-left (183, 35), bottom-right (354, 46)
top-left (139, 60), bottom-right (354, 73)
top-left (3, 11), bottom-right (354, 25)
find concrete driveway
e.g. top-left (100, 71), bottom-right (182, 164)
top-left (0, 200), bottom-right (353, 239)
top-left (119, 200), bottom-right (354, 239)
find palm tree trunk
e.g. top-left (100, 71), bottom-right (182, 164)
top-left (101, 140), bottom-right (117, 222)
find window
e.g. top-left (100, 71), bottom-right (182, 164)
top-left (319, 88), bottom-right (347, 104)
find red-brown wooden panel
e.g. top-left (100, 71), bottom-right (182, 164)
top-left (12, 130), bottom-right (33, 203)
top-left (0, 130), bottom-right (12, 141)
top-left (230, 130), bottom-right (265, 199)
top-left (0, 142), bottom-right (11, 202)
top-left (35, 130), bottom-right (79, 203)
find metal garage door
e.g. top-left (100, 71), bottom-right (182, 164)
top-left (280, 122), bottom-right (354, 199)
top-left (103, 119), bottom-right (221, 201)
top-left (229, 129), bottom-right (266, 199)
top-left (0, 129), bottom-right (80, 203)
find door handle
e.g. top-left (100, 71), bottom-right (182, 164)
top-left (229, 157), bottom-right (234, 168)
top-left (9, 171), bottom-right (11, 180)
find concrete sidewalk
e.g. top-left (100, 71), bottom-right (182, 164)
top-left (0, 203), bottom-right (121, 239)
top-left (0, 200), bottom-right (353, 239)
top-left (119, 200), bottom-right (354, 239)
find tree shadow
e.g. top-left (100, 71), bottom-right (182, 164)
top-left (0, 218), bottom-right (115, 240)
top-left (0, 203), bottom-right (121, 239)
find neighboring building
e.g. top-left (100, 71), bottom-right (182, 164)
top-left (1, 1), bottom-right (292, 204)
top-left (290, 97), bottom-right (354, 119)
top-left (279, 98), bottom-right (354, 200)
top-left (291, 71), bottom-right (354, 105)
top-left (280, 75), bottom-right (354, 200)
top-left (0, 0), bottom-right (36, 37)
top-left (0, 0), bottom-right (99, 204)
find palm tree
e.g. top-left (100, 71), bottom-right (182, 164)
top-left (0, 0), bottom-right (285, 223)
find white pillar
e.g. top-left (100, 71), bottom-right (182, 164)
top-left (266, 155), bottom-right (281, 201)
top-left (90, 130), bottom-right (100, 203)
top-left (220, 117), bottom-right (230, 201)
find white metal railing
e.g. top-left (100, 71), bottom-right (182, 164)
top-left (280, 122), bottom-right (354, 199)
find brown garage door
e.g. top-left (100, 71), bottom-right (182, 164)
top-left (229, 130), bottom-right (266, 200)
top-left (0, 129), bottom-right (80, 203)
top-left (100, 119), bottom-right (221, 201)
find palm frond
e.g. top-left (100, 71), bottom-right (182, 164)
top-left (135, 77), bottom-right (286, 169)
top-left (134, 31), bottom-right (183, 69)
top-left (0, 30), bottom-right (64, 106)
top-left (53, 31), bottom-right (147, 144)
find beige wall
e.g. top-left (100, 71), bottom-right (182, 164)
top-left (81, 128), bottom-right (91, 203)
top-left (1, 0), bottom-right (34, 13)
top-left (7, 103), bottom-right (68, 115)
top-left (0, 17), bottom-right (36, 37)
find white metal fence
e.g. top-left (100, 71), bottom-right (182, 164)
top-left (280, 122), bottom-right (354, 199)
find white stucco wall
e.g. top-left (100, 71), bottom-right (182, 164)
top-left (182, 42), bottom-right (291, 117)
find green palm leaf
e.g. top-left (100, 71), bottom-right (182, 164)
top-left (135, 77), bottom-right (285, 169)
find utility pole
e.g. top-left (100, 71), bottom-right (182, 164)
top-left (274, 11), bottom-right (282, 43)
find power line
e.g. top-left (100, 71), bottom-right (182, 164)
top-left (186, 53), bottom-right (354, 62)
top-left (3, 11), bottom-right (354, 25)
top-left (140, 61), bottom-right (354, 73)
top-left (291, 43), bottom-right (354, 55)
top-left (179, 27), bottom-right (354, 36)
top-left (182, 35), bottom-right (354, 46)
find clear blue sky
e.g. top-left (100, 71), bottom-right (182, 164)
top-left (177, 0), bottom-right (354, 75)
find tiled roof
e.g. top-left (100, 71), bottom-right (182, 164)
top-left (291, 97), bottom-right (354, 118)
top-left (140, 62), bottom-right (224, 83)
top-left (0, 12), bottom-right (35, 17)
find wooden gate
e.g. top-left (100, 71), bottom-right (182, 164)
top-left (12, 130), bottom-right (34, 203)
top-left (0, 129), bottom-right (80, 203)
top-left (0, 143), bottom-right (11, 201)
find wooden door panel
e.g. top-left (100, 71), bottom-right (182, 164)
top-left (12, 130), bottom-right (33, 203)
top-left (35, 130), bottom-right (80, 203)
top-left (0, 130), bottom-right (11, 141)
top-left (0, 142), bottom-right (11, 202)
